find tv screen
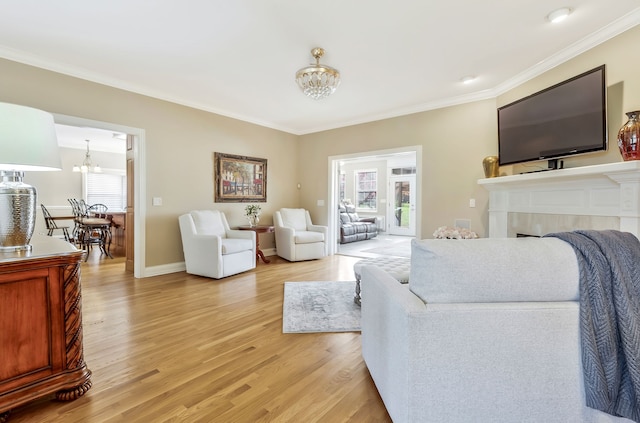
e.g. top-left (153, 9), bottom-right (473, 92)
top-left (497, 65), bottom-right (607, 167)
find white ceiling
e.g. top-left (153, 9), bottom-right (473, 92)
top-left (55, 124), bottom-right (126, 153)
top-left (1, 1), bottom-right (639, 137)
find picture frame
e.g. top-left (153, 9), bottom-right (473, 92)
top-left (214, 152), bottom-right (267, 202)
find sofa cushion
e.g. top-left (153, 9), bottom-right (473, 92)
top-left (190, 210), bottom-right (226, 237)
top-left (351, 222), bottom-right (366, 233)
top-left (409, 237), bottom-right (579, 303)
top-left (341, 224), bottom-right (356, 236)
top-left (347, 212), bottom-right (359, 222)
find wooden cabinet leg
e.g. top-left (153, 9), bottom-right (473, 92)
top-left (55, 379), bottom-right (92, 401)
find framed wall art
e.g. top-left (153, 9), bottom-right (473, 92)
top-left (214, 152), bottom-right (267, 202)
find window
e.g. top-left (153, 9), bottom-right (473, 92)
top-left (391, 166), bottom-right (416, 175)
top-left (339, 171), bottom-right (346, 201)
top-left (355, 170), bottom-right (377, 211)
top-left (85, 172), bottom-right (127, 211)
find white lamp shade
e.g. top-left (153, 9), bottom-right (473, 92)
top-left (0, 102), bottom-right (61, 171)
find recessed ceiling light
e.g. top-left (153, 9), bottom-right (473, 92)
top-left (461, 76), bottom-right (476, 84)
top-left (547, 7), bottom-right (572, 23)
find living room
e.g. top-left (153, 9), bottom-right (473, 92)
top-left (12, 19), bottom-right (639, 277)
top-left (1, 2), bottom-right (640, 421)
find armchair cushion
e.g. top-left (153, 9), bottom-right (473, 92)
top-left (279, 208), bottom-right (308, 231)
top-left (294, 231), bottom-right (324, 244)
top-left (190, 210), bottom-right (227, 237)
top-left (221, 238), bottom-right (253, 255)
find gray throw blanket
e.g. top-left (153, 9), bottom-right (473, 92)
top-left (546, 230), bottom-right (640, 422)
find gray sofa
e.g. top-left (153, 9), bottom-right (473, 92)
top-left (339, 203), bottom-right (377, 244)
top-left (360, 237), bottom-right (634, 423)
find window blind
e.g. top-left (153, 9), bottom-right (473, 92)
top-left (86, 172), bottom-right (126, 211)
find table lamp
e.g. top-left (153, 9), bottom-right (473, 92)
top-left (0, 102), bottom-right (61, 252)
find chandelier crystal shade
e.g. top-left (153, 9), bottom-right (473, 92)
top-left (295, 47), bottom-right (340, 100)
top-left (73, 139), bottom-right (101, 173)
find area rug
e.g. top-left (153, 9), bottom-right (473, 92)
top-left (282, 281), bottom-right (360, 333)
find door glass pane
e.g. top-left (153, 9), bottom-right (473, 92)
top-left (394, 181), bottom-right (410, 228)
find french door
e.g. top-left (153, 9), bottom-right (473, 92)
top-left (387, 175), bottom-right (416, 236)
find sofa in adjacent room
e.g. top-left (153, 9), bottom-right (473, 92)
top-left (338, 203), bottom-right (378, 244)
top-left (360, 236), bottom-right (636, 423)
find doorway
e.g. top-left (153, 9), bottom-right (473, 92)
top-left (53, 113), bottom-right (146, 277)
top-left (327, 145), bottom-right (421, 256)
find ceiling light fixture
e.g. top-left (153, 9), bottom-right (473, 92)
top-left (295, 47), bottom-right (341, 100)
top-left (547, 7), bottom-right (572, 23)
top-left (73, 139), bottom-right (101, 173)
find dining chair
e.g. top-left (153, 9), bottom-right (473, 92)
top-left (41, 204), bottom-right (71, 242)
top-left (87, 203), bottom-right (108, 218)
top-left (68, 199), bottom-right (112, 259)
top-left (68, 199), bottom-right (85, 244)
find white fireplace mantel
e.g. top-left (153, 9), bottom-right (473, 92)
top-left (478, 161), bottom-right (640, 238)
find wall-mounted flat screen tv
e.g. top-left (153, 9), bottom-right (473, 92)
top-left (498, 65), bottom-right (607, 168)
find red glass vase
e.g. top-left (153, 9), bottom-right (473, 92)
top-left (618, 111), bottom-right (640, 161)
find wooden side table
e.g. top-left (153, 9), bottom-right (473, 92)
top-left (238, 225), bottom-right (275, 263)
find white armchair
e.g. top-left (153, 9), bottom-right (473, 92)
top-left (179, 210), bottom-right (256, 279)
top-left (274, 208), bottom-right (328, 262)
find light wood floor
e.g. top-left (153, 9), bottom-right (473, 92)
top-left (8, 251), bottom-right (392, 423)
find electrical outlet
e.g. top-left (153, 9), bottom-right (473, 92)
top-left (469, 198), bottom-right (476, 208)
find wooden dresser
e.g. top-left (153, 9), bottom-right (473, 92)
top-left (0, 236), bottom-right (91, 422)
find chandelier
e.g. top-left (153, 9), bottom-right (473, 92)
top-left (295, 47), bottom-right (340, 100)
top-left (73, 139), bottom-right (101, 173)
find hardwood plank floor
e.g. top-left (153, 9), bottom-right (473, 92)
top-left (8, 251), bottom-right (392, 423)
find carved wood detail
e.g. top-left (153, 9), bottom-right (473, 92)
top-left (63, 261), bottom-right (85, 370)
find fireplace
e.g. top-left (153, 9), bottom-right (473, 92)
top-left (479, 162), bottom-right (640, 239)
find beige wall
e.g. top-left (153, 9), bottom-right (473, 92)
top-left (1, 23), bottom-right (638, 271)
top-left (298, 25), bottom-right (640, 239)
top-left (299, 99), bottom-right (498, 238)
top-left (0, 58), bottom-right (298, 268)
